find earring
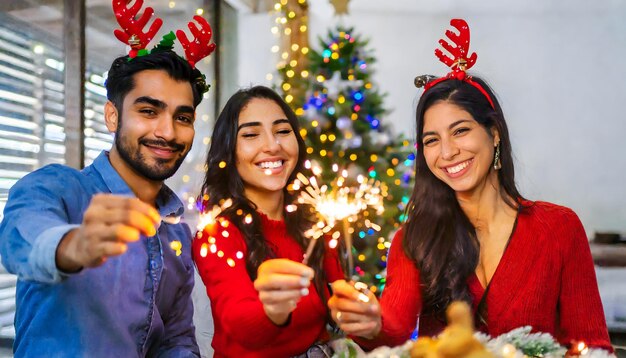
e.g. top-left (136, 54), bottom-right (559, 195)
top-left (493, 142), bottom-right (502, 170)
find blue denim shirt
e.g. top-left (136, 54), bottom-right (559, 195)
top-left (0, 151), bottom-right (199, 358)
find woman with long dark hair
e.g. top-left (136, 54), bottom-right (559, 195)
top-left (193, 86), bottom-right (343, 356)
top-left (327, 19), bottom-right (612, 352)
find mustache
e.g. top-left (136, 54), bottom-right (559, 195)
top-left (140, 138), bottom-right (185, 152)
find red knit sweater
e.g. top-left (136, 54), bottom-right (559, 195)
top-left (359, 201), bottom-right (612, 351)
top-left (193, 214), bottom-right (344, 357)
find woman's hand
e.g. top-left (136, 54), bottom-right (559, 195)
top-left (328, 279), bottom-right (382, 339)
top-left (254, 258), bottom-right (314, 325)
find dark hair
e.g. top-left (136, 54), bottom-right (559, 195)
top-left (105, 51), bottom-right (205, 110)
top-left (404, 76), bottom-right (523, 320)
top-left (200, 85), bottom-right (332, 304)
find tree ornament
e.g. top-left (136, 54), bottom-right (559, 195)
top-left (324, 71), bottom-right (344, 98)
top-left (336, 116), bottom-right (352, 130)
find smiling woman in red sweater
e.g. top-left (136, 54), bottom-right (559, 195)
top-left (328, 20), bottom-right (612, 352)
top-left (193, 86), bottom-right (343, 357)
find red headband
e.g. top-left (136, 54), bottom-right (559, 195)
top-left (415, 19), bottom-right (495, 109)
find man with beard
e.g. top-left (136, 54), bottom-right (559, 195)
top-left (0, 50), bottom-right (206, 357)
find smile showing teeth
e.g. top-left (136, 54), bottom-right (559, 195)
top-left (445, 160), bottom-right (471, 174)
top-left (257, 160), bottom-right (284, 169)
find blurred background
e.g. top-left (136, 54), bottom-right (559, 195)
top-left (0, 0), bottom-right (624, 356)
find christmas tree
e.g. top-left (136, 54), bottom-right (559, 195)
top-left (277, 26), bottom-right (415, 292)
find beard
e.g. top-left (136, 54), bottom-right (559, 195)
top-left (114, 121), bottom-right (190, 182)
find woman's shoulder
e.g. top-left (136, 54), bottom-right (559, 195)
top-left (518, 200), bottom-right (586, 248)
top-left (392, 227), bottom-right (405, 242)
top-left (511, 201), bottom-right (589, 266)
top-left (387, 227), bottom-right (415, 265)
top-left (520, 199), bottom-right (580, 224)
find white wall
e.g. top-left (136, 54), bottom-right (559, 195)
top-left (237, 1), bottom-right (626, 234)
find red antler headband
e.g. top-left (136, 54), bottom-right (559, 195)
top-left (112, 0), bottom-right (163, 59)
top-left (112, 0), bottom-right (216, 69)
top-left (414, 19), bottom-right (495, 109)
top-left (177, 15), bottom-right (217, 68)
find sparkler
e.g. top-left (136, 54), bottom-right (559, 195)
top-left (195, 198), bottom-right (239, 265)
top-left (295, 163), bottom-right (385, 279)
top-left (567, 341), bottom-right (589, 356)
top-left (196, 198), bottom-right (233, 233)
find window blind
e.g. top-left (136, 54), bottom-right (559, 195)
top-left (0, 13), bottom-right (111, 339)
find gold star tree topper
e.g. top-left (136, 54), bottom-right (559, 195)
top-left (330, 0), bottom-right (350, 15)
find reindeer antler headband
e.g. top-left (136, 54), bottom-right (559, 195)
top-left (414, 19), bottom-right (495, 109)
top-left (112, 0), bottom-right (216, 91)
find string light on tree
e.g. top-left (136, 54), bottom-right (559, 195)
top-left (275, 25), bottom-right (416, 290)
top-left (270, 0), bottom-right (309, 107)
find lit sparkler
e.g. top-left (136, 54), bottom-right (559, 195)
top-left (295, 162), bottom-right (385, 278)
top-left (196, 198), bottom-right (233, 232)
top-left (195, 198), bottom-right (242, 267)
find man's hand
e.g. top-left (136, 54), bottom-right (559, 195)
top-left (56, 194), bottom-right (160, 272)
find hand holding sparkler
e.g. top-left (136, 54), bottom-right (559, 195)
top-left (254, 258), bottom-right (315, 325)
top-left (56, 194), bottom-right (160, 272)
top-left (328, 279), bottom-right (381, 338)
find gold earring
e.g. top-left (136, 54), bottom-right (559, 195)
top-left (493, 142), bottom-right (502, 170)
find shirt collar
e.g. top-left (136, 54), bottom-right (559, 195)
top-left (92, 151), bottom-right (185, 217)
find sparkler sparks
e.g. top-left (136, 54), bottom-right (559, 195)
top-left (196, 198), bottom-right (233, 232)
top-left (295, 162), bottom-right (385, 277)
top-left (194, 198), bottom-right (246, 267)
top-left (191, 160), bottom-right (386, 278)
